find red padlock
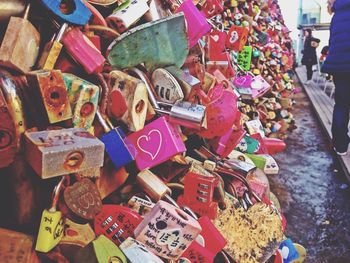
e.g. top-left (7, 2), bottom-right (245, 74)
top-left (262, 137), bottom-right (287, 154)
top-left (179, 216), bottom-right (227, 262)
top-left (62, 27), bottom-right (105, 74)
top-left (207, 30), bottom-right (227, 60)
top-left (226, 25), bottom-right (249, 52)
top-left (202, 0), bottom-right (224, 18)
top-left (94, 205), bottom-right (143, 245)
top-left (177, 172), bottom-right (219, 219)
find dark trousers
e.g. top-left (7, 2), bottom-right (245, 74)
top-left (332, 73), bottom-right (350, 152)
top-left (305, 64), bottom-right (313, 80)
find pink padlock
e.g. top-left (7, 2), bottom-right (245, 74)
top-left (62, 28), bottom-right (105, 74)
top-left (206, 52), bottom-right (235, 78)
top-left (250, 75), bottom-right (271, 99)
top-left (134, 200), bottom-right (202, 260)
top-left (176, 0), bottom-right (211, 48)
top-left (197, 83), bottom-right (238, 139)
top-left (127, 116), bottom-right (186, 170)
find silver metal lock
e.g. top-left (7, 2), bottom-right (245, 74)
top-left (151, 68), bottom-right (184, 103)
top-left (155, 101), bottom-right (206, 130)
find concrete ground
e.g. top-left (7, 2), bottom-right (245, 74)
top-left (269, 76), bottom-right (350, 262)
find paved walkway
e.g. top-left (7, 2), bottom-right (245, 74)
top-left (270, 71), bottom-right (350, 262)
top-left (295, 67), bottom-right (350, 183)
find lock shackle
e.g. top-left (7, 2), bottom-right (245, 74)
top-left (128, 67), bottom-right (160, 110)
top-left (23, 3), bottom-right (30, 20)
top-left (50, 175), bottom-right (69, 212)
top-left (96, 110), bottom-right (112, 132)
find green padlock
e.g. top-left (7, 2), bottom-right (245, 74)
top-left (35, 176), bottom-right (67, 253)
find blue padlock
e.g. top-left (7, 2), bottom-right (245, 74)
top-left (97, 111), bottom-right (135, 170)
top-left (278, 238), bottom-right (299, 263)
top-left (41, 0), bottom-right (92, 26)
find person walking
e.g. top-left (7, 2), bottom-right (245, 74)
top-left (301, 29), bottom-right (318, 84)
top-left (322, 0), bottom-right (350, 155)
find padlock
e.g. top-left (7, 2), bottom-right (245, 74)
top-left (108, 70), bottom-right (148, 131)
top-left (94, 205), bottom-right (143, 245)
top-left (210, 126), bottom-right (246, 158)
top-left (73, 235), bottom-right (128, 263)
top-left (0, 4), bottom-right (40, 73)
top-left (0, 0), bottom-right (26, 21)
top-left (201, 0), bottom-right (224, 18)
top-left (134, 200), bottom-right (202, 260)
top-left (96, 111), bottom-right (135, 170)
top-left (127, 116), bottom-right (186, 170)
top-left (0, 73), bottom-right (27, 152)
top-left (119, 237), bottom-right (164, 263)
top-left (179, 216), bottom-right (227, 262)
top-left (177, 172), bottom-right (219, 219)
top-left (127, 195), bottom-right (155, 216)
top-left (26, 70), bottom-right (73, 124)
top-left (245, 119), bottom-right (265, 138)
top-left (151, 68), bottom-right (185, 103)
top-left (62, 27), bottom-right (105, 74)
top-left (136, 170), bottom-right (175, 204)
top-left (207, 30), bottom-right (227, 61)
top-left (40, 0), bottom-right (92, 26)
top-left (255, 154), bottom-right (279, 175)
top-left (107, 13), bottom-right (188, 71)
top-left (0, 88), bottom-right (16, 168)
top-left (155, 101), bottom-right (206, 129)
top-left (206, 52), bottom-right (235, 78)
top-left (164, 66), bottom-right (201, 100)
top-left (237, 45), bottom-right (253, 71)
top-left (197, 82), bottom-right (238, 138)
top-left (235, 134), bottom-right (260, 154)
top-left (106, 0), bottom-right (150, 33)
top-left (0, 228), bottom-right (39, 263)
top-left (226, 25), bottom-right (249, 52)
top-left (61, 218), bottom-right (96, 247)
top-left (25, 128), bottom-right (104, 179)
top-left (175, 0), bottom-right (211, 48)
top-left (144, 0), bottom-right (172, 22)
top-left (60, 178), bottom-right (102, 222)
top-left (35, 176), bottom-right (66, 253)
top-left (63, 73), bottom-right (99, 130)
top-left (37, 23), bottom-right (68, 70)
top-left (261, 137), bottom-right (286, 154)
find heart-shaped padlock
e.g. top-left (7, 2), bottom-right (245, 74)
top-left (61, 178), bottom-right (102, 222)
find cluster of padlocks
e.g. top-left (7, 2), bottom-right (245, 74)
top-left (0, 0), bottom-right (304, 262)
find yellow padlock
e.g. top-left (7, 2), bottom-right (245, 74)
top-left (35, 176), bottom-right (67, 253)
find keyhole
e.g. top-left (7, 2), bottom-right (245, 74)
top-left (135, 100), bottom-right (145, 114)
top-left (59, 0), bottom-right (76, 15)
top-left (50, 91), bottom-right (60, 101)
top-left (80, 102), bottom-right (94, 117)
top-left (64, 151), bottom-right (84, 170)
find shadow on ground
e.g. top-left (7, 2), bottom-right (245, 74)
top-left (269, 77), bottom-right (350, 263)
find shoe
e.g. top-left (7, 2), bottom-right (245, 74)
top-left (304, 80), bottom-right (312, 85)
top-left (333, 147), bottom-right (347, 156)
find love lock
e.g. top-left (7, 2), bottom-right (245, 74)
top-left (197, 81), bottom-right (239, 139)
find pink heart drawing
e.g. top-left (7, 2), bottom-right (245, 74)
top-left (234, 75), bottom-right (252, 88)
top-left (137, 129), bottom-right (162, 160)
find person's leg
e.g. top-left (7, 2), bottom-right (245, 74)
top-left (306, 64), bottom-right (313, 80)
top-left (332, 73), bottom-right (350, 153)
